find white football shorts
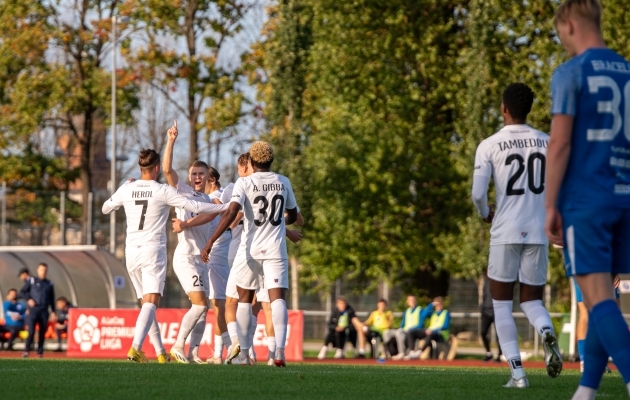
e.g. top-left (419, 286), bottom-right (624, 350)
top-left (126, 245), bottom-right (167, 298)
top-left (207, 260), bottom-right (230, 300)
top-left (173, 254), bottom-right (209, 295)
top-left (256, 288), bottom-right (270, 303)
top-left (230, 256), bottom-right (289, 291)
top-left (488, 244), bottom-right (548, 286)
top-left (226, 269), bottom-right (238, 299)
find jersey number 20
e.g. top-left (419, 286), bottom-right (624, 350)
top-left (505, 153), bottom-right (546, 196)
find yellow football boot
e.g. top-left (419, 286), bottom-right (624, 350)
top-left (157, 353), bottom-right (170, 364)
top-left (127, 347), bottom-right (148, 363)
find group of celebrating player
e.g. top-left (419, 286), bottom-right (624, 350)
top-left (103, 121), bottom-right (301, 367)
top-left (473, 0), bottom-right (630, 398)
top-left (102, 0), bottom-right (630, 397)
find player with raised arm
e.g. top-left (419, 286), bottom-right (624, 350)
top-left (546, 1), bottom-right (630, 399)
top-left (472, 83), bottom-right (562, 388)
top-left (102, 148), bottom-right (227, 363)
top-left (202, 141), bottom-right (297, 367)
top-left (161, 121), bottom-right (220, 363)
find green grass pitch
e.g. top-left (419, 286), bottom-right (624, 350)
top-left (0, 359), bottom-right (626, 399)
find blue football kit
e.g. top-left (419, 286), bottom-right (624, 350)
top-left (551, 48), bottom-right (630, 277)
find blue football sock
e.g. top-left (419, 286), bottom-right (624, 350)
top-left (580, 317), bottom-right (608, 389)
top-left (592, 299), bottom-right (630, 384)
top-left (577, 339), bottom-right (586, 361)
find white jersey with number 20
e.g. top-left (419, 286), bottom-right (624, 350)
top-left (102, 180), bottom-right (228, 248)
top-left (474, 124), bottom-right (549, 245)
top-left (230, 172), bottom-right (297, 260)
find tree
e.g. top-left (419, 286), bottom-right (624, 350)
top-left (126, 0), bottom-right (252, 165)
top-left (255, 0), bottom-right (470, 294)
top-left (0, 0), bottom-right (138, 243)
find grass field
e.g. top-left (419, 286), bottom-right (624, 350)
top-left (0, 359), bottom-right (627, 400)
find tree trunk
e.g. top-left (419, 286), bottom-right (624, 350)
top-left (80, 113), bottom-right (93, 245)
top-left (189, 110), bottom-right (198, 164)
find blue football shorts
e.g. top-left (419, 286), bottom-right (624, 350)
top-left (562, 208), bottom-right (630, 277)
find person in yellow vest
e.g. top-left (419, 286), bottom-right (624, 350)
top-left (354, 299), bottom-right (393, 358)
top-left (385, 295), bottom-right (435, 360)
top-left (405, 296), bottom-right (450, 357)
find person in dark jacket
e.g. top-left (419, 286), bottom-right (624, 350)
top-left (20, 263), bottom-right (55, 358)
top-left (318, 297), bottom-right (358, 359)
top-left (53, 297), bottom-right (73, 352)
top-left (480, 276), bottom-right (502, 362)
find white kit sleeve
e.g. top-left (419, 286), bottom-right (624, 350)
top-left (163, 184), bottom-right (228, 214)
top-left (102, 185), bottom-right (126, 215)
top-left (472, 174), bottom-right (491, 218)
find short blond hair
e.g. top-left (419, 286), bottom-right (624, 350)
top-left (554, 0), bottom-right (602, 28)
top-left (249, 141), bottom-right (274, 165)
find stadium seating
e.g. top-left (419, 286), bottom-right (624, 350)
top-left (0, 319), bottom-right (67, 342)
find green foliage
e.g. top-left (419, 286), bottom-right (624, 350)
top-left (0, 145), bottom-right (80, 225)
top-left (257, 0), bottom-right (469, 293)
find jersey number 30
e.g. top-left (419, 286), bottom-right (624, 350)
top-left (253, 195), bottom-right (285, 227)
top-left (587, 76), bottom-right (630, 142)
top-left (505, 153), bottom-right (546, 196)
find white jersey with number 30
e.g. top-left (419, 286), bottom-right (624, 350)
top-left (474, 125), bottom-right (549, 245)
top-left (231, 172), bottom-right (297, 259)
top-left (102, 180), bottom-right (228, 248)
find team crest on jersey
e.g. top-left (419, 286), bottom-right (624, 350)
top-left (521, 232), bottom-right (528, 238)
top-left (274, 279), bottom-right (279, 283)
top-left (261, 250), bottom-right (267, 255)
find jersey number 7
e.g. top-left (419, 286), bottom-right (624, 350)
top-left (135, 200), bottom-right (148, 230)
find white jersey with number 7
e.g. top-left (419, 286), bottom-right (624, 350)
top-left (102, 179), bottom-right (228, 247)
top-left (474, 124), bottom-right (549, 245)
top-left (230, 172), bottom-right (297, 260)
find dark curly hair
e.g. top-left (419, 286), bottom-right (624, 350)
top-left (502, 83), bottom-right (534, 121)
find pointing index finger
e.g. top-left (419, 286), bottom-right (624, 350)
top-left (174, 120), bottom-right (177, 129)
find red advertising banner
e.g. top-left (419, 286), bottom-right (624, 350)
top-left (67, 308), bottom-right (303, 361)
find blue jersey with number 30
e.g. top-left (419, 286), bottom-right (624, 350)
top-left (551, 48), bottom-right (630, 210)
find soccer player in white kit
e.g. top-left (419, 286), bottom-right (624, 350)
top-left (102, 148), bottom-right (228, 363)
top-left (202, 141), bottom-right (298, 367)
top-left (472, 83), bottom-right (562, 388)
top-left (161, 122), bottom-right (221, 363)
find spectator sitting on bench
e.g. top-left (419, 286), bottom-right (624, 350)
top-left (1, 288), bottom-right (26, 350)
top-left (53, 297), bottom-right (73, 352)
top-left (318, 296), bottom-right (358, 359)
top-left (385, 295), bottom-right (434, 360)
top-left (354, 298), bottom-right (393, 358)
top-left (405, 296), bottom-right (450, 359)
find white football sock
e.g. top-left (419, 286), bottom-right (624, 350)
top-left (188, 310), bottom-right (207, 358)
top-left (520, 300), bottom-right (554, 335)
top-left (249, 311), bottom-right (258, 345)
top-left (572, 385), bottom-right (596, 400)
top-left (227, 321), bottom-right (239, 345)
top-left (132, 303), bottom-right (156, 351)
top-left (175, 304), bottom-right (206, 349)
top-left (271, 299), bottom-right (288, 350)
top-left (148, 313), bottom-right (165, 354)
top-left (493, 300), bottom-right (525, 380)
top-left (267, 336), bottom-right (276, 358)
top-left (214, 335), bottom-right (223, 358)
top-left (221, 331), bottom-right (231, 348)
top-left (236, 303), bottom-right (252, 350)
